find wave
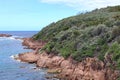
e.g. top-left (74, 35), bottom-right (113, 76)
top-left (10, 55), bottom-right (21, 62)
top-left (0, 36), bottom-right (23, 41)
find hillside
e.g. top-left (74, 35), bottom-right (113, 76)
top-left (33, 5), bottom-right (120, 70)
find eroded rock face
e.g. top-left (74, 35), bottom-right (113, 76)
top-left (18, 52), bottom-right (39, 63)
top-left (0, 34), bottom-right (12, 37)
top-left (22, 38), bottom-right (46, 50)
top-left (18, 38), bottom-right (119, 80)
top-left (36, 53), bottom-right (49, 67)
top-left (19, 52), bottom-right (119, 80)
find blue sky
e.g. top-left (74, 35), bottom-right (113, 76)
top-left (0, 0), bottom-right (120, 31)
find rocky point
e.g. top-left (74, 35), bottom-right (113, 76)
top-left (15, 38), bottom-right (119, 80)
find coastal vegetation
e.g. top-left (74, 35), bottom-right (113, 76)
top-left (33, 5), bottom-right (120, 70)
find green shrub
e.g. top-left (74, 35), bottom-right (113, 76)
top-left (72, 44), bottom-right (96, 61)
top-left (117, 77), bottom-right (120, 80)
top-left (43, 42), bottom-right (54, 53)
top-left (108, 42), bottom-right (120, 61)
top-left (90, 24), bottom-right (108, 37)
top-left (112, 26), bottom-right (120, 38)
top-left (98, 44), bottom-right (109, 61)
top-left (73, 30), bottom-right (80, 36)
top-left (60, 47), bottom-right (71, 59)
top-left (108, 6), bottom-right (120, 12)
top-left (107, 42), bottom-right (120, 69)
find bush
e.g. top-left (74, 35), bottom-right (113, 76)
top-left (90, 24), bottom-right (108, 37)
top-left (72, 44), bottom-right (96, 61)
top-left (112, 26), bottom-right (120, 38)
top-left (60, 47), bottom-right (71, 58)
top-left (108, 6), bottom-right (120, 12)
top-left (98, 44), bottom-right (109, 61)
top-left (107, 42), bottom-right (120, 69)
top-left (108, 42), bottom-right (120, 60)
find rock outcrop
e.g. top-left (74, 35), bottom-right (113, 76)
top-left (0, 34), bottom-right (12, 37)
top-left (18, 52), bottom-right (39, 63)
top-left (17, 38), bottom-right (119, 80)
top-left (22, 38), bottom-right (46, 50)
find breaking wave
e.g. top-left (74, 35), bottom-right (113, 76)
top-left (0, 36), bottom-right (23, 41)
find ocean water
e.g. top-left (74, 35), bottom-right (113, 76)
top-left (0, 31), bottom-right (53, 80)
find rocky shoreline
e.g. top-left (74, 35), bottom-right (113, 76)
top-left (16, 38), bottom-right (119, 80)
top-left (0, 34), bottom-right (12, 37)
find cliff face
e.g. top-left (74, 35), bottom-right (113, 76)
top-left (20, 53), bottom-right (119, 80)
top-left (36, 53), bottom-right (118, 80)
top-left (17, 38), bottom-right (119, 80)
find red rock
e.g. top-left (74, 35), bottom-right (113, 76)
top-left (17, 38), bottom-right (119, 80)
top-left (22, 38), bottom-right (46, 50)
top-left (0, 34), bottom-right (12, 37)
top-left (18, 52), bottom-right (39, 63)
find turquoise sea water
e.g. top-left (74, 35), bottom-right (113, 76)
top-left (0, 31), bottom-right (53, 80)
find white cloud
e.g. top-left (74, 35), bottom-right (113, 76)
top-left (40, 0), bottom-right (120, 11)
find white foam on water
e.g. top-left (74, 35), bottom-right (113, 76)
top-left (10, 54), bottom-right (21, 62)
top-left (10, 54), bottom-right (18, 59)
top-left (9, 37), bottom-right (16, 40)
top-left (10, 55), bottom-right (15, 59)
top-left (0, 36), bottom-right (23, 41)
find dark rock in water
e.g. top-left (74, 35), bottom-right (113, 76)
top-left (45, 76), bottom-right (53, 79)
top-left (20, 66), bottom-right (26, 68)
top-left (0, 34), bottom-right (12, 37)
